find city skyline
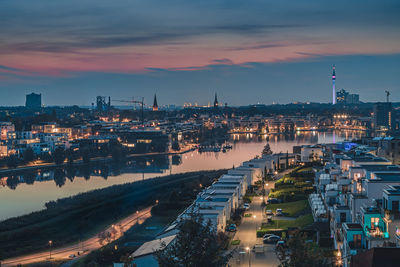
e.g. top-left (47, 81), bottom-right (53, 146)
top-left (0, 0), bottom-right (399, 106)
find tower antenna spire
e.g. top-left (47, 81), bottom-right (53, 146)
top-left (332, 64), bottom-right (336, 104)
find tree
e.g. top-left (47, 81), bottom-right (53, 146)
top-left (99, 143), bottom-right (109, 159)
top-left (53, 147), bottom-right (65, 165)
top-left (23, 148), bottom-right (35, 163)
top-left (6, 154), bottom-right (19, 168)
top-left (279, 231), bottom-right (333, 267)
top-left (171, 141), bottom-right (180, 151)
top-left (65, 147), bottom-right (75, 164)
top-left (262, 143), bottom-right (273, 155)
top-left (111, 145), bottom-right (123, 162)
top-left (155, 214), bottom-right (230, 267)
top-left (81, 146), bottom-right (92, 164)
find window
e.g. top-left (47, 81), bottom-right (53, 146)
top-left (340, 212), bottom-right (347, 223)
top-left (353, 234), bottom-right (362, 248)
top-left (371, 217), bottom-right (379, 230)
top-left (393, 201), bottom-right (399, 211)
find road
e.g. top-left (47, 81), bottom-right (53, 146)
top-left (229, 179), bottom-right (280, 267)
top-left (1, 206), bottom-right (153, 267)
top-left (229, 169), bottom-right (294, 267)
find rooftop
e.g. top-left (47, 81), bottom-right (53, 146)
top-left (131, 235), bottom-right (176, 258)
top-left (383, 185), bottom-right (400, 196)
top-left (344, 223), bottom-right (363, 231)
top-left (358, 165), bottom-right (400, 172)
top-left (370, 173), bottom-right (400, 182)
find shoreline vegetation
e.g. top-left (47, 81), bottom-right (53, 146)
top-left (0, 169), bottom-right (227, 260)
top-left (0, 146), bottom-right (196, 175)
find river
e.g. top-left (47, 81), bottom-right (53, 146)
top-left (0, 130), bottom-right (364, 221)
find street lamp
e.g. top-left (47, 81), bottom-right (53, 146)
top-left (246, 246), bottom-right (251, 267)
top-left (48, 240), bottom-right (53, 260)
top-left (253, 215), bottom-right (258, 234)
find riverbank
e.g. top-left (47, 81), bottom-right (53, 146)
top-left (0, 169), bottom-right (226, 261)
top-left (0, 145), bottom-right (196, 175)
top-left (1, 206), bottom-right (153, 267)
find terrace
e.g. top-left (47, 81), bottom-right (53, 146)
top-left (359, 206), bottom-right (389, 240)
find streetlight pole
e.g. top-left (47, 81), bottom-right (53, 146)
top-left (246, 247), bottom-right (251, 267)
top-left (253, 215), bottom-right (257, 234)
top-left (48, 240), bottom-right (53, 260)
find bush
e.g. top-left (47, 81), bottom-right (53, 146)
top-left (243, 195), bottom-right (252, 203)
top-left (231, 240), bottom-right (241, 245)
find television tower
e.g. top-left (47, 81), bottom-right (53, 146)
top-left (332, 64), bottom-right (336, 104)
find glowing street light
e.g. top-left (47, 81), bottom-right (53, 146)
top-left (48, 240), bottom-right (53, 259)
top-left (245, 247), bottom-right (251, 267)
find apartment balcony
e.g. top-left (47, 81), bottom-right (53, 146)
top-left (364, 227), bottom-right (389, 240)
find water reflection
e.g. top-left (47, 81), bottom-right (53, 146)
top-left (1, 156), bottom-right (171, 190)
top-left (0, 131), bottom-right (364, 220)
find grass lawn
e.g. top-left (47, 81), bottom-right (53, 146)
top-left (231, 240), bottom-right (241, 245)
top-left (261, 214), bottom-right (314, 231)
top-left (265, 199), bottom-right (309, 217)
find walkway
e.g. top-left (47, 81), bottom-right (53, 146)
top-left (1, 206), bottom-right (153, 267)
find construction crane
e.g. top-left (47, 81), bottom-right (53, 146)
top-left (385, 90), bottom-right (390, 103)
top-left (113, 97), bottom-right (145, 126)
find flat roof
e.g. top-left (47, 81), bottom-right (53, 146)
top-left (358, 165), bottom-right (400, 172)
top-left (196, 197), bottom-right (229, 202)
top-left (344, 223), bottom-right (363, 230)
top-left (383, 185), bottom-right (400, 196)
top-left (335, 205), bottom-right (350, 210)
top-left (132, 235), bottom-right (176, 258)
top-left (370, 173), bottom-right (400, 182)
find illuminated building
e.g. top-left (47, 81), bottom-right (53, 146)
top-left (153, 94), bottom-right (158, 111)
top-left (332, 65), bottom-right (336, 104)
top-left (373, 102), bottom-right (392, 130)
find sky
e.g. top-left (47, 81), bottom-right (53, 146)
top-left (0, 0), bottom-right (399, 106)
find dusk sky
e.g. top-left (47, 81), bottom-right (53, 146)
top-left (1, 0), bottom-right (399, 106)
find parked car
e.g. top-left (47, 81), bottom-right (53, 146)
top-left (243, 203), bottom-right (250, 210)
top-left (227, 224), bottom-right (237, 232)
top-left (268, 198), bottom-right (279, 204)
top-left (263, 233), bottom-right (275, 239)
top-left (266, 209), bottom-right (273, 215)
top-left (276, 208), bottom-right (283, 216)
top-left (263, 235), bottom-right (281, 244)
top-left (267, 215), bottom-right (273, 222)
top-left (252, 244), bottom-right (264, 254)
top-left (68, 254), bottom-right (76, 259)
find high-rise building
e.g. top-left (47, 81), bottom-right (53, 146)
top-left (374, 102), bottom-right (392, 130)
top-left (153, 94), bottom-right (158, 111)
top-left (336, 89), bottom-right (348, 103)
top-left (214, 93), bottom-right (219, 108)
top-left (332, 65), bottom-right (336, 104)
top-left (336, 89), bottom-right (360, 104)
top-left (25, 92), bottom-right (42, 108)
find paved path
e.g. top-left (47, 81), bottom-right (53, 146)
top-left (229, 168), bottom-right (295, 267)
top-left (229, 196), bottom-right (280, 267)
top-left (1, 206), bottom-right (153, 267)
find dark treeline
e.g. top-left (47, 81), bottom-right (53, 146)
top-left (0, 169), bottom-right (226, 260)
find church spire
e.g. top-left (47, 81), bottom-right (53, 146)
top-left (153, 94), bottom-right (158, 111)
top-left (214, 92), bottom-right (219, 108)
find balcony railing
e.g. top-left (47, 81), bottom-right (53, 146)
top-left (365, 228), bottom-right (389, 239)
